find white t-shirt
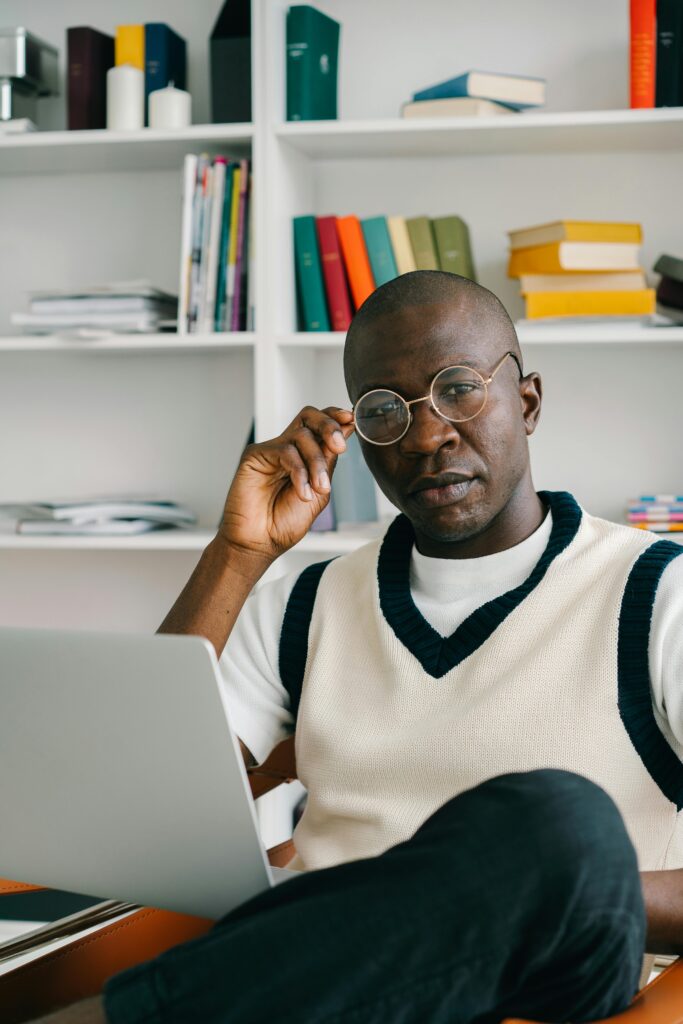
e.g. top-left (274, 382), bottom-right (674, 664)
top-left (219, 510), bottom-right (683, 765)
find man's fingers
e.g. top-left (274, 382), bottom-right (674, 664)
top-left (279, 444), bottom-right (315, 501)
top-left (299, 406), bottom-right (354, 455)
top-left (290, 427), bottom-right (334, 495)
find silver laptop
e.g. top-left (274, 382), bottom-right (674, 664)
top-left (0, 627), bottom-right (294, 920)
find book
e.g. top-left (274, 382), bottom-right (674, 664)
top-left (412, 70), bottom-right (546, 110)
top-left (432, 215), bottom-right (476, 280)
top-left (654, 253), bottom-right (683, 284)
top-left (629, 511), bottom-right (683, 520)
top-left (361, 217), bottom-right (399, 287)
top-left (195, 161), bottom-right (215, 333)
top-left (67, 27), bottom-right (114, 131)
top-left (524, 289), bottom-right (656, 319)
top-left (630, 0), bottom-right (657, 108)
top-left (633, 522), bottom-right (683, 530)
top-left (10, 312), bottom-right (169, 333)
top-left (201, 157), bottom-right (227, 334)
top-left (188, 154), bottom-right (210, 331)
top-left (519, 271), bottom-right (646, 294)
top-left (231, 160), bottom-right (251, 331)
top-left (508, 242), bottom-right (642, 276)
top-left (656, 0), bottom-right (683, 106)
top-left (115, 24), bottom-right (145, 70)
top-left (286, 5), bottom-right (340, 121)
top-left (0, 499), bottom-right (197, 524)
top-left (14, 520), bottom-right (178, 536)
top-left (508, 221), bottom-right (643, 250)
top-left (336, 216), bottom-right (375, 310)
top-left (144, 23), bottom-right (186, 124)
top-left (224, 163), bottom-right (243, 330)
top-left (400, 97), bottom-right (517, 119)
top-left (178, 153), bottom-right (198, 335)
top-left (387, 216), bottom-right (417, 274)
top-left (215, 162), bottom-right (237, 330)
top-left (315, 216), bottom-right (353, 331)
top-left (633, 494), bottom-right (683, 502)
top-left (330, 433), bottom-right (378, 525)
top-left (656, 275), bottom-right (683, 310)
top-left (293, 216), bottom-right (331, 330)
top-left (405, 217), bottom-right (439, 271)
top-left (210, 0), bottom-right (252, 123)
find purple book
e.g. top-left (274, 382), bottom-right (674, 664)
top-left (230, 159), bottom-right (250, 331)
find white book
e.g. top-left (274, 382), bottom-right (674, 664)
top-left (16, 519), bottom-right (177, 536)
top-left (0, 499), bottom-right (196, 524)
top-left (29, 281), bottom-right (176, 302)
top-left (177, 153), bottom-right (199, 335)
top-left (201, 158), bottom-right (227, 334)
top-left (10, 311), bottom-right (166, 333)
top-left (401, 97), bottom-right (517, 119)
top-left (30, 297), bottom-right (176, 315)
top-left (519, 271), bottom-right (647, 294)
top-left (194, 163), bottom-right (215, 334)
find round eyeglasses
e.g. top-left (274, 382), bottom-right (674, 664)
top-left (353, 351), bottom-right (522, 446)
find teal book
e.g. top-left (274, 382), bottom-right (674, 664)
top-left (286, 5), bottom-right (340, 120)
top-left (293, 215), bottom-right (330, 331)
top-left (361, 217), bottom-right (399, 286)
top-left (331, 433), bottom-right (378, 525)
top-left (215, 162), bottom-right (237, 330)
top-left (432, 215), bottom-right (477, 281)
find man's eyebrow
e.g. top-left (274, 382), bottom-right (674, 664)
top-left (356, 358), bottom-right (483, 396)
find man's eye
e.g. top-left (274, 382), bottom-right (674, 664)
top-left (440, 382), bottom-right (480, 396)
top-left (363, 402), bottom-right (399, 418)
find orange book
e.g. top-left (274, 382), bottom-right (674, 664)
top-left (336, 216), bottom-right (375, 310)
top-left (630, 0), bottom-right (656, 108)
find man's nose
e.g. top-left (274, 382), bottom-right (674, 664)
top-left (398, 397), bottom-right (461, 455)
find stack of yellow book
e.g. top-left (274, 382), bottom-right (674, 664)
top-left (506, 221), bottom-right (655, 319)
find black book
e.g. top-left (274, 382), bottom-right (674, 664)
top-left (654, 253), bottom-right (683, 284)
top-left (67, 26), bottom-right (115, 130)
top-left (210, 0), bottom-right (251, 123)
top-left (655, 0), bottom-right (683, 106)
top-left (656, 275), bottom-right (683, 310)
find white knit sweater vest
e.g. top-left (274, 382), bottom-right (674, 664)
top-left (279, 492), bottom-right (683, 874)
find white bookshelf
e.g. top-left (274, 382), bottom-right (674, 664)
top-left (1, 0), bottom-right (683, 642)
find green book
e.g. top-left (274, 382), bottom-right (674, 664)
top-left (293, 216), bottom-right (330, 331)
top-left (432, 215), bottom-right (477, 281)
top-left (361, 217), bottom-right (399, 286)
top-left (405, 217), bottom-right (439, 271)
top-left (286, 5), bottom-right (340, 121)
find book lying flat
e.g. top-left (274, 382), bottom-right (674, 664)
top-left (11, 312), bottom-right (169, 333)
top-left (508, 221), bottom-right (643, 250)
top-left (0, 499), bottom-right (196, 524)
top-left (520, 271), bottom-right (646, 294)
top-left (12, 520), bottom-right (180, 536)
top-left (525, 289), bottom-right (655, 318)
top-left (509, 242), bottom-right (642, 275)
top-left (400, 97), bottom-right (516, 118)
top-left (412, 70), bottom-right (546, 109)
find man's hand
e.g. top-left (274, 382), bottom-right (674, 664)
top-left (219, 405), bottom-right (355, 561)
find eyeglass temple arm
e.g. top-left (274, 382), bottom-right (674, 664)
top-left (486, 351), bottom-right (523, 384)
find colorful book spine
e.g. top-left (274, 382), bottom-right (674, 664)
top-left (361, 217), bottom-right (399, 287)
top-left (315, 216), bottom-right (353, 331)
top-left (195, 162), bottom-right (215, 333)
top-left (231, 159), bottom-right (250, 331)
top-left (67, 27), bottom-right (115, 131)
top-left (387, 217), bottom-right (417, 274)
top-left (115, 24), bottom-right (145, 69)
top-left (634, 522), bottom-right (683, 531)
top-left (286, 5), bottom-right (340, 121)
top-left (293, 216), bottom-right (331, 331)
top-left (144, 23), bottom-right (187, 124)
top-left (406, 217), bottom-right (439, 271)
top-left (628, 512), bottom-right (683, 521)
top-left (177, 153), bottom-right (198, 335)
top-left (432, 215), bottom-right (476, 280)
top-left (633, 494), bottom-right (683, 502)
top-left (188, 154), bottom-right (210, 332)
top-left (224, 165), bottom-right (243, 330)
top-left (215, 162), bottom-right (236, 331)
top-left (630, 0), bottom-right (657, 107)
top-left (336, 216), bottom-right (376, 310)
top-left (525, 289), bottom-right (655, 318)
top-left (202, 157), bottom-right (227, 334)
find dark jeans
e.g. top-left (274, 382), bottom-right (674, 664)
top-left (104, 770), bottom-right (646, 1024)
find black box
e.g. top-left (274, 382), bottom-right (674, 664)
top-left (210, 0), bottom-right (251, 123)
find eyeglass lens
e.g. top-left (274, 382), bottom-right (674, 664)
top-left (355, 366), bottom-right (487, 444)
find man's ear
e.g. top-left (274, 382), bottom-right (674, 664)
top-left (520, 372), bottom-right (542, 436)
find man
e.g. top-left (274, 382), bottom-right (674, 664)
top-left (37, 272), bottom-right (683, 1023)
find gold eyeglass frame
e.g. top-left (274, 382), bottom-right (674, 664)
top-left (353, 350), bottom-right (523, 446)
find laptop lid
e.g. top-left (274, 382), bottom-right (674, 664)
top-left (0, 627), bottom-right (273, 919)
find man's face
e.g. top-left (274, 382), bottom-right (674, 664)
top-left (345, 299), bottom-right (542, 549)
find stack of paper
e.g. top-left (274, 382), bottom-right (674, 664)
top-left (10, 281), bottom-right (177, 336)
top-left (0, 497), bottom-right (197, 536)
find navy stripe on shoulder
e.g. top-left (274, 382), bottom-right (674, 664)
top-left (618, 539), bottom-right (683, 808)
top-left (279, 559), bottom-right (335, 720)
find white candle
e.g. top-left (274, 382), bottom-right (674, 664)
top-left (106, 65), bottom-right (144, 131)
top-left (148, 84), bottom-right (192, 130)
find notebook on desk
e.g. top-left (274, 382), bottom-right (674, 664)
top-left (0, 627), bottom-right (297, 922)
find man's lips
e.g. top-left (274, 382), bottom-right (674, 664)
top-left (408, 474), bottom-right (477, 509)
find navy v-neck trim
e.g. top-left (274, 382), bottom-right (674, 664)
top-left (376, 490), bottom-right (582, 679)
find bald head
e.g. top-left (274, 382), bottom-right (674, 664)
top-left (344, 271), bottom-right (521, 399)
